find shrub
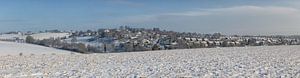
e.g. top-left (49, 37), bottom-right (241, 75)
top-left (76, 43), bottom-right (89, 53)
top-left (25, 36), bottom-right (35, 43)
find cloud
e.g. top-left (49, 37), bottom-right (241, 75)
top-left (286, 1), bottom-right (300, 8)
top-left (111, 6), bottom-right (300, 35)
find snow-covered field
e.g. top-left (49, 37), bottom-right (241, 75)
top-left (0, 34), bottom-right (26, 40)
top-left (0, 32), bottom-right (70, 40)
top-left (0, 45), bottom-right (299, 77)
top-left (0, 41), bottom-right (73, 56)
top-left (30, 33), bottom-right (70, 40)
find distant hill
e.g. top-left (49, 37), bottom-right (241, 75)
top-left (30, 33), bottom-right (70, 40)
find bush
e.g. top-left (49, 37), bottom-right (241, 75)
top-left (76, 43), bottom-right (89, 53)
top-left (25, 36), bottom-right (35, 43)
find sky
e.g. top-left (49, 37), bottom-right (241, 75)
top-left (1, 0), bottom-right (300, 35)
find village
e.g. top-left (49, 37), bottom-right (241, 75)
top-left (1, 26), bottom-right (300, 53)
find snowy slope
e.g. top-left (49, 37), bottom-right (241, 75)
top-left (0, 33), bottom-right (71, 40)
top-left (0, 41), bottom-right (73, 56)
top-left (30, 33), bottom-right (70, 40)
top-left (0, 34), bottom-right (26, 40)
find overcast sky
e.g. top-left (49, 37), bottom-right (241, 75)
top-left (1, 0), bottom-right (300, 35)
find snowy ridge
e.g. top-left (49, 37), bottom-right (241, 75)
top-left (30, 33), bottom-right (70, 40)
top-left (0, 34), bottom-right (26, 40)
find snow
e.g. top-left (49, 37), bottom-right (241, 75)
top-left (64, 36), bottom-right (102, 47)
top-left (64, 36), bottom-right (93, 43)
top-left (0, 45), bottom-right (299, 77)
top-left (0, 41), bottom-right (73, 56)
top-left (0, 34), bottom-right (26, 40)
top-left (0, 33), bottom-right (71, 40)
top-left (30, 33), bottom-right (70, 40)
